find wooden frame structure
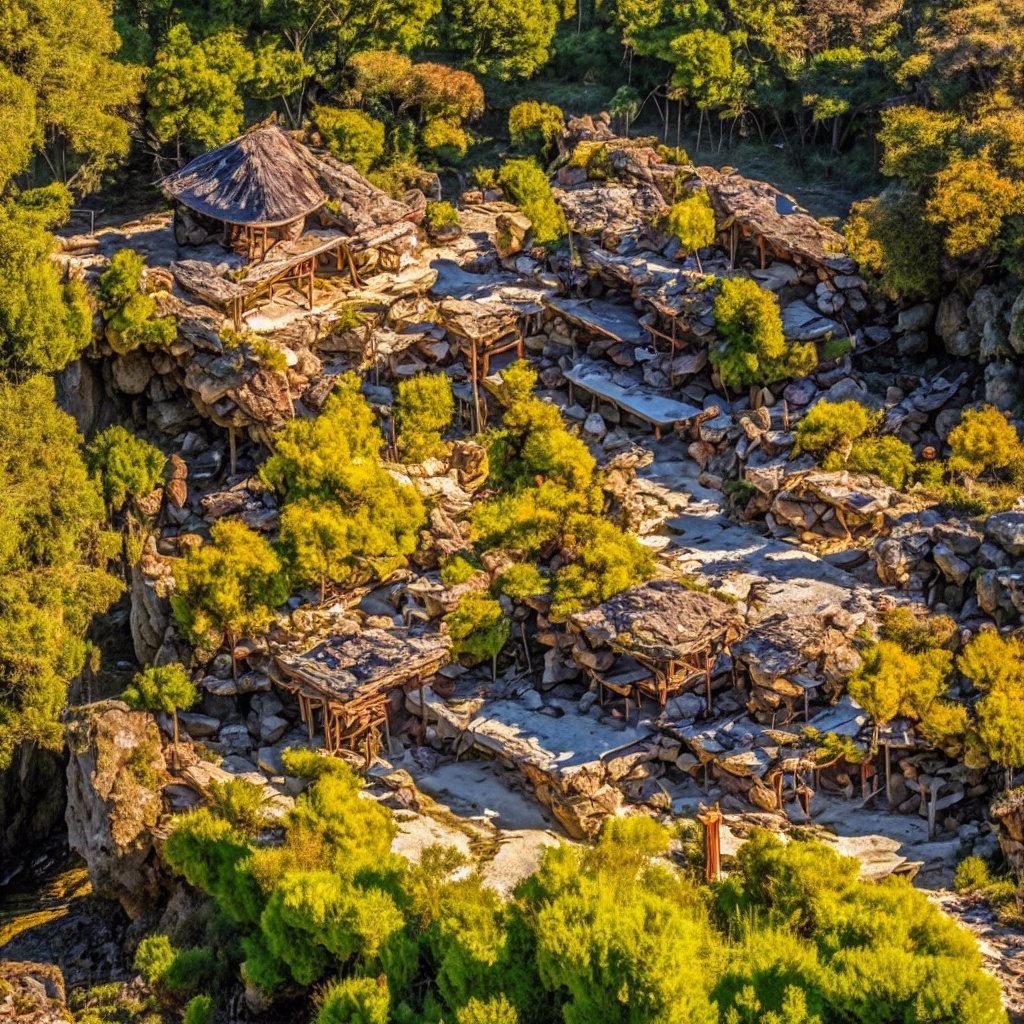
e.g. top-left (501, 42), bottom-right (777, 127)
top-left (273, 628), bottom-right (451, 764)
top-left (439, 298), bottom-right (524, 433)
top-left (172, 230), bottom-right (362, 330)
top-left (568, 580), bottom-right (744, 721)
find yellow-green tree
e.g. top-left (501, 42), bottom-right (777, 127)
top-left (712, 277), bottom-right (815, 388)
top-left (0, 186), bottom-right (92, 374)
top-left (172, 519), bottom-right (289, 672)
top-left (123, 663), bottom-right (198, 769)
top-left (665, 191), bottom-right (716, 271)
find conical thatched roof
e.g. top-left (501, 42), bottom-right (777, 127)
top-left (160, 125), bottom-right (328, 228)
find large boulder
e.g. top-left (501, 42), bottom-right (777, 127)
top-left (65, 701), bottom-right (170, 918)
top-left (985, 511), bottom-right (1024, 558)
top-left (129, 549), bottom-right (174, 666)
top-left (495, 212), bottom-right (533, 259)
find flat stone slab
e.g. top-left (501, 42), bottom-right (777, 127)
top-left (546, 296), bottom-right (650, 345)
top-left (565, 361), bottom-right (703, 428)
top-left (781, 299), bottom-right (843, 341)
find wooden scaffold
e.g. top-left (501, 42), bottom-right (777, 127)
top-left (567, 580), bottom-right (744, 722)
top-left (273, 627), bottom-right (452, 766)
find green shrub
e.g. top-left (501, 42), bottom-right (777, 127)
top-left (508, 100), bottom-right (563, 158)
top-left (848, 640), bottom-right (952, 730)
top-left (423, 201), bottom-right (460, 233)
top-left (422, 118), bottom-right (469, 162)
top-left (567, 140), bottom-right (611, 178)
top-left (183, 994), bottom-right (213, 1024)
top-left (85, 425), bottom-right (166, 511)
top-left (208, 778), bottom-right (271, 836)
top-left (879, 606), bottom-right (956, 654)
top-left (497, 159), bottom-right (566, 245)
top-left (279, 747), bottom-right (348, 779)
top-left (97, 249), bottom-right (145, 315)
top-left (793, 400), bottom-right (879, 457)
top-left (97, 249), bottom-right (176, 355)
top-left (456, 995), bottom-right (519, 1024)
top-left (711, 277), bottom-right (813, 388)
top-left (163, 946), bottom-right (219, 996)
top-left (847, 435), bottom-right (917, 488)
top-left (948, 406), bottom-right (1024, 479)
top-left (395, 373), bottom-right (455, 462)
top-left (664, 191), bottom-right (716, 269)
top-left (249, 337), bottom-right (288, 372)
top-left (473, 166), bottom-right (500, 191)
top-left (313, 106), bottom-right (386, 173)
top-left (106, 293), bottom-right (177, 354)
top-left (495, 563), bottom-right (548, 601)
top-left (264, 375), bottom-right (426, 593)
top-left (134, 934), bottom-right (175, 987)
top-left (549, 515), bottom-right (656, 620)
top-left (845, 190), bottom-right (942, 300)
top-left (172, 519), bottom-right (289, 663)
top-left (954, 855), bottom-right (993, 894)
top-left (369, 156), bottom-right (425, 198)
top-left (445, 593), bottom-right (510, 663)
top-left (441, 555), bottom-right (479, 586)
top-left (656, 144), bottom-right (691, 165)
top-left (316, 976), bottom-right (389, 1024)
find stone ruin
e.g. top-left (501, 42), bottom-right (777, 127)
top-left (54, 118), bottom-right (1018, 880)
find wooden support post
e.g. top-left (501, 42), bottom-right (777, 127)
top-left (520, 621), bottom-right (532, 673)
top-left (885, 744), bottom-right (892, 805)
top-left (773, 772), bottom-right (784, 811)
top-left (469, 341), bottom-right (482, 434)
top-left (228, 426), bottom-right (237, 476)
top-left (698, 803), bottom-right (723, 882)
top-left (704, 649), bottom-right (713, 716)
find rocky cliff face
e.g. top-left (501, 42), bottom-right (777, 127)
top-left (64, 701), bottom-right (170, 918)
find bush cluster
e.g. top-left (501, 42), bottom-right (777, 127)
top-left (711, 277), bottom-right (816, 388)
top-left (395, 373), bottom-right (456, 462)
top-left (508, 100), bottom-right (564, 159)
top-left (96, 249), bottom-right (176, 356)
top-left (158, 761), bottom-right (1005, 1024)
top-left (497, 159), bottom-right (566, 245)
top-left (793, 400), bottom-right (918, 489)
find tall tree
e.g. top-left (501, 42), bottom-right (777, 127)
top-left (172, 519), bottom-right (289, 672)
top-left (0, 186), bottom-right (92, 376)
top-left (0, 376), bottom-right (122, 767)
top-left (442, 0), bottom-right (561, 79)
top-left (123, 663), bottom-right (198, 769)
top-left (0, 0), bottom-right (141, 190)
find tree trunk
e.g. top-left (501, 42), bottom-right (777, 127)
top-left (172, 712), bottom-right (180, 772)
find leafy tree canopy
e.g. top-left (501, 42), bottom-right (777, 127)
top-left (0, 0), bottom-right (141, 191)
top-left (0, 376), bottom-right (122, 767)
top-left (0, 186), bottom-right (92, 375)
top-left (85, 425), bottom-right (167, 512)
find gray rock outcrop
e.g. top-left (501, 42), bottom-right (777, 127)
top-left (65, 701), bottom-right (170, 918)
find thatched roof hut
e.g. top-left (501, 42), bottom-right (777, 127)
top-left (161, 124), bottom-right (328, 228)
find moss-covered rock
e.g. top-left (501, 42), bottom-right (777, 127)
top-left (64, 701), bottom-right (170, 918)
